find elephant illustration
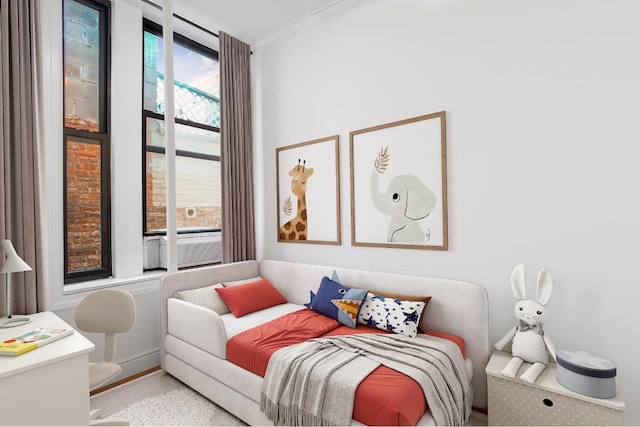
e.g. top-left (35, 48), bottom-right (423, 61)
top-left (370, 170), bottom-right (437, 243)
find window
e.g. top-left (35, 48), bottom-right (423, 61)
top-left (63, 0), bottom-right (111, 283)
top-left (143, 21), bottom-right (221, 236)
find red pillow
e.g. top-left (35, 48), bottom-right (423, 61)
top-left (215, 278), bottom-right (287, 317)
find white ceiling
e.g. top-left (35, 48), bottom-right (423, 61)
top-left (174, 0), bottom-right (370, 45)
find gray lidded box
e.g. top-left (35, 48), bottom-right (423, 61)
top-left (556, 349), bottom-right (617, 399)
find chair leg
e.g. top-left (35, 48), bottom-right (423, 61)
top-left (89, 408), bottom-right (129, 426)
top-left (89, 417), bottom-right (130, 426)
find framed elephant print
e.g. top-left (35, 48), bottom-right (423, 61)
top-left (349, 111), bottom-right (448, 250)
top-left (276, 135), bottom-right (341, 245)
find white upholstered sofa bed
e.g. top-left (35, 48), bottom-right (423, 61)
top-left (159, 260), bottom-right (490, 425)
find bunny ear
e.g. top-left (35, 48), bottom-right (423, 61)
top-left (511, 264), bottom-right (527, 301)
top-left (536, 268), bottom-right (553, 305)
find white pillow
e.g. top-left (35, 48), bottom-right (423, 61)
top-left (357, 292), bottom-right (426, 338)
top-left (173, 283), bottom-right (230, 315)
top-left (222, 276), bottom-right (263, 287)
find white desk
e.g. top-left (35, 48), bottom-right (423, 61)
top-left (0, 311), bottom-right (94, 426)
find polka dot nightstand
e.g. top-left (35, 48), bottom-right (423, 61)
top-left (486, 350), bottom-right (625, 426)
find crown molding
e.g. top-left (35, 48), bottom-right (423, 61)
top-left (171, 0), bottom-right (250, 43)
top-left (254, 0), bottom-right (376, 49)
top-left (136, 0), bottom-right (376, 49)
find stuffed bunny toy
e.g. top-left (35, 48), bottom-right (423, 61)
top-left (494, 264), bottom-right (557, 384)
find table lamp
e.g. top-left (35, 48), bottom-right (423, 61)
top-left (0, 239), bottom-right (33, 328)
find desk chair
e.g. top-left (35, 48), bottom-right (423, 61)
top-left (76, 288), bottom-right (136, 426)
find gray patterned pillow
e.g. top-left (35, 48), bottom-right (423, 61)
top-left (173, 283), bottom-right (230, 315)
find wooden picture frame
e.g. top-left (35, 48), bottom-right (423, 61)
top-left (276, 135), bottom-right (341, 245)
top-left (349, 111), bottom-right (448, 250)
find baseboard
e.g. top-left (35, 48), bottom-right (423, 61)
top-left (472, 405), bottom-right (488, 415)
top-left (121, 348), bottom-right (161, 376)
top-left (91, 366), bottom-right (161, 396)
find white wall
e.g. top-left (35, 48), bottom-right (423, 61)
top-left (254, 0), bottom-right (640, 422)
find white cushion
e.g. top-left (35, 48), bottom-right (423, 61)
top-left (173, 283), bottom-right (230, 315)
top-left (89, 362), bottom-right (122, 390)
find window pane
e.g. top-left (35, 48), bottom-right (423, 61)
top-left (146, 152), bottom-right (221, 233)
top-left (66, 138), bottom-right (102, 271)
top-left (64, 0), bottom-right (101, 132)
top-left (143, 31), bottom-right (220, 127)
top-left (146, 117), bottom-right (220, 156)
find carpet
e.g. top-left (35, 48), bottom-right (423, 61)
top-left (90, 370), bottom-right (247, 426)
top-left (91, 369), bottom-right (488, 426)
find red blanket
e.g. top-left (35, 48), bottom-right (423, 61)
top-left (227, 308), bottom-right (465, 426)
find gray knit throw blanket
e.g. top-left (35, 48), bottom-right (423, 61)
top-left (260, 333), bottom-right (471, 426)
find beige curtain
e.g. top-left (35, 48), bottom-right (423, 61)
top-left (219, 31), bottom-right (256, 263)
top-left (0, 0), bottom-right (47, 315)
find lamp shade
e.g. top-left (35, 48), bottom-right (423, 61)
top-left (0, 240), bottom-right (32, 274)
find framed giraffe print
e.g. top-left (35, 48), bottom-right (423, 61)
top-left (349, 111), bottom-right (448, 250)
top-left (276, 135), bottom-right (341, 245)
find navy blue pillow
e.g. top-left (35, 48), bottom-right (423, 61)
top-left (305, 270), bottom-right (341, 308)
top-left (309, 276), bottom-right (352, 320)
top-left (303, 290), bottom-right (316, 308)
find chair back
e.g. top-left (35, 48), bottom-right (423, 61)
top-left (76, 288), bottom-right (136, 362)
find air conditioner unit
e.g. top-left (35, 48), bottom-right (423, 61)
top-left (159, 233), bottom-right (222, 269)
top-left (143, 236), bottom-right (162, 270)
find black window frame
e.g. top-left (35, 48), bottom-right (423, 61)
top-left (142, 19), bottom-right (221, 237)
top-left (63, 0), bottom-right (112, 284)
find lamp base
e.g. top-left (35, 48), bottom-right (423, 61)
top-left (0, 316), bottom-right (32, 328)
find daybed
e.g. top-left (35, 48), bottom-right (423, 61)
top-left (159, 260), bottom-right (490, 426)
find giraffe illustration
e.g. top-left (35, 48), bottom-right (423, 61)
top-left (279, 159), bottom-right (314, 240)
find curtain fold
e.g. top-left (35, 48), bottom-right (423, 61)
top-left (0, 0), bottom-right (47, 315)
top-left (219, 32), bottom-right (256, 263)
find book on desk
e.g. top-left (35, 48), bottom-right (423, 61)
top-left (0, 327), bottom-right (74, 356)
